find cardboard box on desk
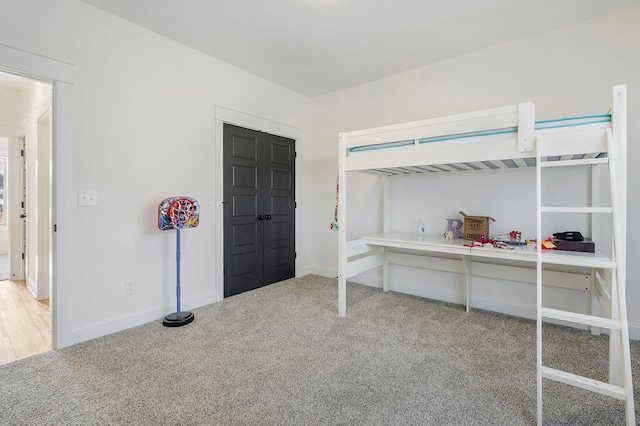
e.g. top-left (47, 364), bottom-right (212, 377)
top-left (553, 237), bottom-right (595, 253)
top-left (459, 211), bottom-right (496, 240)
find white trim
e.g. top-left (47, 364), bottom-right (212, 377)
top-left (70, 291), bottom-right (218, 343)
top-left (214, 106), bottom-right (303, 140)
top-left (0, 43), bottom-right (74, 84)
top-left (0, 43), bottom-right (75, 349)
top-left (298, 266), bottom-right (336, 278)
top-left (26, 276), bottom-right (37, 297)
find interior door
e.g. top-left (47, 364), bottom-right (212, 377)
top-left (223, 124), bottom-right (295, 297)
top-left (11, 135), bottom-right (27, 281)
top-left (262, 132), bottom-right (296, 285)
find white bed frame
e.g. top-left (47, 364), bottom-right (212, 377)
top-left (337, 85), bottom-right (634, 424)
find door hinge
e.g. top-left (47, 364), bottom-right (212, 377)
top-left (295, 202), bottom-right (297, 208)
top-left (21, 201), bottom-right (24, 208)
top-left (295, 152), bottom-right (297, 158)
top-left (22, 253), bottom-right (25, 260)
top-left (54, 224), bottom-right (57, 232)
top-left (295, 252), bottom-right (297, 259)
top-left (20, 149), bottom-right (24, 157)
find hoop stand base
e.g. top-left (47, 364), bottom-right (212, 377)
top-left (162, 311), bottom-right (194, 327)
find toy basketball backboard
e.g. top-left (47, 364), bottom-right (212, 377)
top-left (158, 196), bottom-right (199, 231)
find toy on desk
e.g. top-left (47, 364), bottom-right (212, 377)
top-left (527, 237), bottom-right (556, 250)
top-left (463, 236), bottom-right (494, 248)
top-left (446, 218), bottom-right (463, 238)
top-left (509, 230), bottom-right (522, 242)
top-left (444, 230), bottom-right (455, 240)
top-left (541, 237), bottom-right (556, 249)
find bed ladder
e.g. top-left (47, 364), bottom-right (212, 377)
top-left (535, 126), bottom-right (635, 424)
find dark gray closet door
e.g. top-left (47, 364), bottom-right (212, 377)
top-left (223, 124), bottom-right (295, 297)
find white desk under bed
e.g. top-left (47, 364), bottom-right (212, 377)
top-left (360, 232), bottom-right (614, 314)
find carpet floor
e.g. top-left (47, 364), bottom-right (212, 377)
top-left (1, 274), bottom-right (638, 425)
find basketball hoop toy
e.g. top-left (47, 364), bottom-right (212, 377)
top-left (158, 196), bottom-right (200, 327)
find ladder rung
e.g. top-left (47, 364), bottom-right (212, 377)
top-left (541, 307), bottom-right (622, 330)
top-left (540, 252), bottom-right (616, 268)
top-left (540, 157), bottom-right (609, 168)
top-left (541, 206), bottom-right (613, 213)
top-left (541, 366), bottom-right (627, 400)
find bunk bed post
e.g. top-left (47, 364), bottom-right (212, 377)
top-left (608, 85), bottom-right (634, 425)
top-left (517, 102), bottom-right (536, 152)
top-left (535, 134), bottom-right (544, 425)
top-left (607, 85), bottom-right (627, 386)
top-left (610, 84), bottom-right (627, 282)
top-left (338, 133), bottom-right (348, 316)
top-left (382, 178), bottom-right (390, 292)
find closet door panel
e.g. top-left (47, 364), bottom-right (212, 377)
top-left (223, 124), bottom-right (265, 297)
top-left (263, 134), bottom-right (295, 285)
top-left (223, 125), bottom-right (295, 296)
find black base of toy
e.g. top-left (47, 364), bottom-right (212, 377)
top-left (162, 311), bottom-right (194, 327)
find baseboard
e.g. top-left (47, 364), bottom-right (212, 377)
top-left (26, 277), bottom-right (37, 298)
top-left (70, 291), bottom-right (220, 345)
top-left (628, 323), bottom-right (640, 341)
top-left (298, 265), bottom-right (337, 278)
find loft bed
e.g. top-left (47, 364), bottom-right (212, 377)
top-left (343, 105), bottom-right (611, 174)
top-left (336, 85), bottom-right (634, 424)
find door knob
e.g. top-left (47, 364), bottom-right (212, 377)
top-left (257, 215), bottom-right (265, 220)
top-left (265, 215), bottom-right (272, 220)
top-left (20, 214), bottom-right (27, 219)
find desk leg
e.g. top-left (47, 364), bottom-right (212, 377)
top-left (462, 255), bottom-right (472, 312)
top-left (590, 270), bottom-right (601, 336)
top-left (383, 248), bottom-right (389, 292)
top-left (338, 275), bottom-right (346, 317)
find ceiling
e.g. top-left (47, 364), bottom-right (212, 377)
top-left (74, 1), bottom-right (640, 97)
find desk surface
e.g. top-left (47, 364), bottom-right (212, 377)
top-left (363, 233), bottom-right (615, 268)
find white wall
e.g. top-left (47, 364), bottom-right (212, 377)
top-left (0, 85), bottom-right (24, 126)
top-left (310, 6), bottom-right (640, 336)
top-left (0, 137), bottom-right (7, 254)
top-left (0, 0), bottom-right (313, 347)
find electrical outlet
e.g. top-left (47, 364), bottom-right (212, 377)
top-left (78, 190), bottom-right (98, 206)
top-left (125, 280), bottom-right (137, 296)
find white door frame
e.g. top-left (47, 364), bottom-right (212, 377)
top-left (0, 43), bottom-right (74, 349)
top-left (214, 107), bottom-right (302, 301)
top-left (36, 100), bottom-right (52, 300)
top-left (1, 126), bottom-right (24, 280)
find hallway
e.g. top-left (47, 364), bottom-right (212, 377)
top-left (0, 279), bottom-right (51, 365)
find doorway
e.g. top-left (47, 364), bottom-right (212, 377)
top-left (223, 124), bottom-right (296, 297)
top-left (0, 71), bottom-right (53, 364)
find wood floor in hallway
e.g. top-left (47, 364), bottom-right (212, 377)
top-left (0, 280), bottom-right (51, 365)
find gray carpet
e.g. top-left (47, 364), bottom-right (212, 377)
top-left (1, 275), bottom-right (638, 425)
